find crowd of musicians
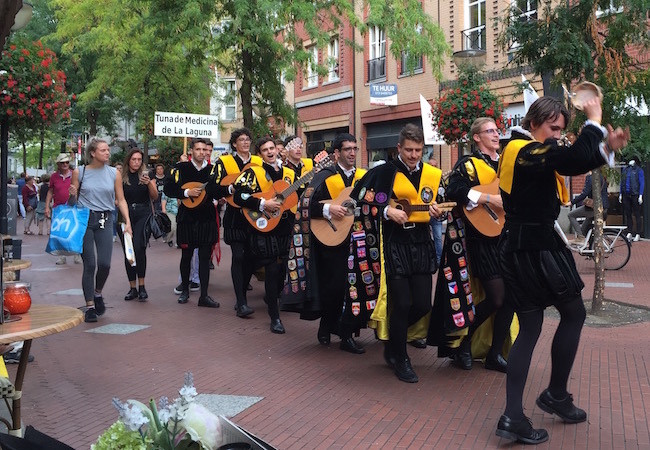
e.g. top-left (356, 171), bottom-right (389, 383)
top-left (75, 95), bottom-right (628, 445)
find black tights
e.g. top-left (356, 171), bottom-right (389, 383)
top-left (180, 245), bottom-right (212, 298)
top-left (387, 274), bottom-right (432, 361)
top-left (466, 277), bottom-right (513, 358)
top-left (504, 296), bottom-right (586, 420)
top-left (230, 242), bottom-right (250, 307)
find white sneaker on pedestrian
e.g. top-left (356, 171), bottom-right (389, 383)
top-left (74, 254), bottom-right (82, 264)
top-left (634, 234), bottom-right (640, 242)
top-left (626, 232), bottom-right (633, 240)
top-left (56, 256), bottom-right (67, 265)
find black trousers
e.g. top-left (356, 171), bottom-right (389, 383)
top-left (315, 242), bottom-right (351, 339)
top-left (180, 245), bottom-right (212, 298)
top-left (622, 194), bottom-right (643, 235)
top-left (387, 274), bottom-right (432, 361)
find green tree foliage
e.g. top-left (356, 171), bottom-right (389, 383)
top-left (50, 0), bottom-right (214, 158)
top-left (497, 0), bottom-right (650, 161)
top-left (431, 65), bottom-right (505, 145)
top-left (213, 0), bottom-right (450, 136)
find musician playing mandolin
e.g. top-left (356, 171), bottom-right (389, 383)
top-left (445, 117), bottom-right (513, 373)
top-left (213, 128), bottom-right (262, 318)
top-left (163, 137), bottom-right (227, 308)
top-left (232, 137), bottom-right (296, 334)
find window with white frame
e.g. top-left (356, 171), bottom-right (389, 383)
top-left (306, 46), bottom-right (319, 88)
top-left (596, 0), bottom-right (623, 17)
top-left (466, 0), bottom-right (487, 50)
top-left (222, 79), bottom-right (236, 121)
top-left (400, 24), bottom-right (423, 75)
top-left (368, 26), bottom-right (386, 81)
top-left (328, 37), bottom-right (339, 82)
top-left (508, 0), bottom-right (538, 61)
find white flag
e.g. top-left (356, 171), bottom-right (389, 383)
top-left (420, 94), bottom-right (445, 145)
top-left (521, 74), bottom-right (539, 113)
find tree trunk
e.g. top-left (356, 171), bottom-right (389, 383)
top-left (240, 49), bottom-right (254, 130)
top-left (38, 128), bottom-right (45, 169)
top-left (591, 166), bottom-right (606, 313)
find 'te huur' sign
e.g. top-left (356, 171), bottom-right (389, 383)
top-left (154, 111), bottom-right (220, 138)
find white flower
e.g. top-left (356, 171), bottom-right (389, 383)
top-left (113, 398), bottom-right (149, 432)
top-left (180, 403), bottom-right (222, 450)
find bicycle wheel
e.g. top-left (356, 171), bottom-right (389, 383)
top-left (600, 230), bottom-right (631, 270)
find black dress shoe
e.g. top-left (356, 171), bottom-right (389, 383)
top-left (198, 296), bottom-right (220, 308)
top-left (496, 415), bottom-right (548, 444)
top-left (270, 319), bottom-right (285, 334)
top-left (408, 338), bottom-right (427, 349)
top-left (209, 261), bottom-right (215, 270)
top-left (124, 288), bottom-right (138, 301)
top-left (236, 304), bottom-right (254, 318)
top-left (178, 291), bottom-right (190, 304)
top-left (383, 344), bottom-right (396, 369)
top-left (451, 350), bottom-right (473, 370)
top-left (536, 389), bottom-right (587, 423)
top-left (94, 295), bottom-right (105, 316)
top-left (138, 287), bottom-right (148, 302)
top-left (340, 337), bottom-right (365, 354)
top-left (394, 357), bottom-right (418, 383)
top-left (317, 324), bottom-right (330, 345)
top-left (485, 353), bottom-right (508, 373)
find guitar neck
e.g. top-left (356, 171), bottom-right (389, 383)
top-left (280, 170), bottom-right (316, 199)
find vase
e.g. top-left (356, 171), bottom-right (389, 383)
top-left (3, 283), bottom-right (31, 314)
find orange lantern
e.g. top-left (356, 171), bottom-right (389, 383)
top-left (3, 283), bottom-right (31, 314)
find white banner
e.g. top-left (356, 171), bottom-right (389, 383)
top-left (419, 95), bottom-right (445, 145)
top-left (154, 111), bottom-right (220, 138)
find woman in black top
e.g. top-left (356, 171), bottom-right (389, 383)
top-left (119, 148), bottom-right (158, 301)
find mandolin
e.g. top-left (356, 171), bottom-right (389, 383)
top-left (180, 182), bottom-right (209, 209)
top-left (243, 152), bottom-right (332, 232)
top-left (389, 199), bottom-right (457, 222)
top-left (310, 186), bottom-right (356, 247)
top-left (462, 178), bottom-right (505, 237)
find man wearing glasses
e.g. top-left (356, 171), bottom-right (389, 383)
top-left (45, 153), bottom-right (82, 265)
top-left (212, 128), bottom-right (262, 318)
top-left (444, 117), bottom-right (513, 373)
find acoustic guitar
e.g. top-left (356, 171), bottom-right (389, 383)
top-left (243, 152), bottom-right (332, 232)
top-left (462, 178), bottom-right (505, 237)
top-left (180, 182), bottom-right (209, 209)
top-left (221, 167), bottom-right (252, 208)
top-left (311, 186), bottom-right (356, 247)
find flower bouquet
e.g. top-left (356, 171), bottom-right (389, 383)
top-left (92, 373), bottom-right (222, 450)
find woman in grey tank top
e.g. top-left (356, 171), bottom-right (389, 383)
top-left (70, 139), bottom-right (132, 323)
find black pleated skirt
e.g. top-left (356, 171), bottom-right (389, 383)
top-left (466, 237), bottom-right (501, 280)
top-left (177, 220), bottom-right (219, 247)
top-left (499, 245), bottom-right (584, 313)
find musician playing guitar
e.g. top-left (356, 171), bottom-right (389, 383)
top-left (309, 134), bottom-right (367, 353)
top-left (232, 137), bottom-right (296, 334)
top-left (163, 137), bottom-right (227, 308)
top-left (212, 128), bottom-right (262, 319)
top-left (445, 117), bottom-right (513, 373)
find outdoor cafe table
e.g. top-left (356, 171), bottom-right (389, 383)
top-left (0, 304), bottom-right (83, 436)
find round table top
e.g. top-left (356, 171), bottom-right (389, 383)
top-left (0, 304), bottom-right (83, 344)
top-left (2, 259), bottom-right (32, 272)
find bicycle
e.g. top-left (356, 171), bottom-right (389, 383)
top-left (555, 220), bottom-right (631, 270)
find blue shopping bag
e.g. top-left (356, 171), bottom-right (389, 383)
top-left (45, 205), bottom-right (90, 255)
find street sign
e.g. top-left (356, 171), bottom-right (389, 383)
top-left (154, 111), bottom-right (220, 139)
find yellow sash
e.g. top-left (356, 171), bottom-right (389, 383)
top-left (325, 169), bottom-right (367, 199)
top-left (392, 164), bottom-right (442, 222)
top-left (468, 157), bottom-right (497, 185)
top-left (498, 139), bottom-right (569, 204)
top-left (249, 166), bottom-right (295, 193)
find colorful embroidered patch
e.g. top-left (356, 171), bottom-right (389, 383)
top-left (297, 257), bottom-right (304, 268)
top-left (348, 273), bottom-right (357, 285)
top-left (467, 293), bottom-right (473, 305)
top-left (366, 300), bottom-right (376, 310)
top-left (458, 256), bottom-right (467, 268)
top-left (356, 239), bottom-right (366, 248)
top-left (349, 286), bottom-right (358, 300)
top-left (444, 267), bottom-right (453, 281)
top-left (449, 228), bottom-right (458, 240)
top-left (372, 262), bottom-right (381, 274)
top-left (460, 268), bottom-right (469, 281)
top-left (452, 242), bottom-right (463, 255)
top-left (467, 309), bottom-right (474, 322)
top-left (292, 282), bottom-right (299, 293)
top-left (357, 247), bottom-right (366, 258)
top-left (362, 204), bottom-right (370, 215)
top-left (453, 312), bottom-right (466, 327)
top-left (296, 247), bottom-right (303, 257)
top-left (293, 235), bottom-right (303, 246)
top-left (351, 302), bottom-right (361, 316)
top-left (366, 285), bottom-right (377, 296)
top-left (371, 206), bottom-right (378, 216)
top-left (375, 192), bottom-right (388, 203)
top-left (421, 186), bottom-right (433, 203)
top-left (369, 247), bottom-right (379, 260)
top-left (353, 221), bottom-right (363, 232)
top-left (364, 190), bottom-right (375, 202)
top-left (448, 281), bottom-right (458, 294)
top-left (287, 259), bottom-right (297, 270)
top-left (361, 270), bottom-right (374, 284)
top-left (298, 269), bottom-right (305, 278)
top-left (358, 187), bottom-right (367, 201)
top-left (359, 260), bottom-right (369, 271)
top-left (289, 270), bottom-right (298, 281)
top-left (463, 282), bottom-right (471, 295)
top-left (450, 298), bottom-right (461, 311)
top-left (351, 230), bottom-right (365, 240)
top-left (366, 234), bottom-right (376, 246)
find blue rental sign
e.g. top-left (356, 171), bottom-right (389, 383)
top-left (370, 84), bottom-right (398, 106)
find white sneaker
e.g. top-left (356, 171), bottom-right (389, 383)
top-left (74, 254), bottom-right (82, 264)
top-left (55, 256), bottom-right (67, 265)
top-left (627, 232), bottom-right (633, 240)
top-left (634, 234), bottom-right (641, 242)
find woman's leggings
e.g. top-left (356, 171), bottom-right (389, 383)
top-left (82, 211), bottom-right (114, 302)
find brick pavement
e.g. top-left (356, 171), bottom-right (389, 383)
top-left (4, 231), bottom-right (650, 449)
